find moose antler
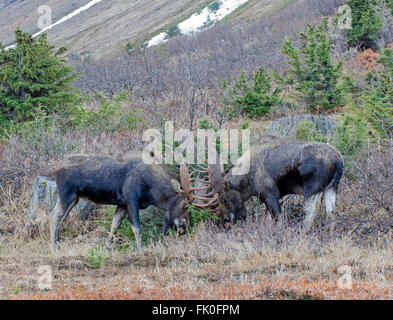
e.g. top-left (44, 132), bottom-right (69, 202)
top-left (180, 161), bottom-right (223, 212)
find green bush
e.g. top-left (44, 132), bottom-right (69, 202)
top-left (294, 115), bottom-right (370, 158)
top-left (78, 92), bottom-right (143, 132)
top-left (100, 204), bottom-right (219, 249)
top-left (322, 49), bottom-right (393, 157)
top-left (224, 67), bottom-right (282, 118)
top-left (208, 1), bottom-right (222, 13)
top-left (325, 49), bottom-right (393, 156)
top-left (166, 25), bottom-right (181, 37)
top-left (347, 0), bottom-right (383, 49)
top-left (387, 0), bottom-right (393, 14)
top-left (199, 119), bottom-right (213, 129)
top-left (2, 91), bottom-right (143, 146)
top-left (360, 48), bottom-right (393, 140)
top-left (0, 29), bottom-right (83, 133)
top-left (334, 113), bottom-right (369, 156)
top-left (100, 206), bottom-right (163, 250)
top-left (296, 121), bottom-right (328, 143)
top-left (86, 247), bottom-right (105, 269)
top-left (4, 118), bottom-right (78, 161)
top-left (281, 22), bottom-right (352, 111)
top-left (187, 205), bottom-right (219, 234)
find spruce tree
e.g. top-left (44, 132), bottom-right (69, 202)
top-left (347, 0), bottom-right (383, 50)
top-left (281, 22), bottom-right (350, 112)
top-left (387, 0), bottom-right (393, 14)
top-left (361, 48), bottom-right (393, 139)
top-left (224, 67), bottom-right (282, 119)
top-left (0, 29), bottom-right (82, 128)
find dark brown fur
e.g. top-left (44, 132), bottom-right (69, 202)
top-left (50, 151), bottom-right (189, 251)
top-left (219, 135), bottom-right (344, 234)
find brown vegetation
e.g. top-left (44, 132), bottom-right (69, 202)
top-left (349, 49), bottom-right (382, 73)
top-left (19, 280), bottom-right (393, 300)
top-left (1, 220), bottom-right (392, 300)
top-left (1, 0), bottom-right (392, 300)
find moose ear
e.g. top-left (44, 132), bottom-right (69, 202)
top-left (223, 180), bottom-right (231, 190)
top-left (171, 179), bottom-right (183, 193)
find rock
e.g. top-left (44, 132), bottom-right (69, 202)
top-left (27, 176), bottom-right (97, 225)
top-left (265, 114), bottom-right (338, 139)
top-left (27, 176), bottom-right (57, 221)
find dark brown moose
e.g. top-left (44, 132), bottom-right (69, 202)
top-left (217, 135), bottom-right (344, 235)
top-left (50, 151), bottom-right (190, 252)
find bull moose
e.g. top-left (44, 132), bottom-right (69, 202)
top-left (202, 135), bottom-right (344, 234)
top-left (50, 151), bottom-right (190, 252)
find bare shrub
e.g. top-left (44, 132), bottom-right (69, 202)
top-left (309, 0), bottom-right (347, 16)
top-left (170, 36), bottom-right (215, 129)
top-left (337, 145), bottom-right (393, 239)
top-left (70, 0), bottom-right (349, 128)
top-left (74, 52), bottom-right (140, 99)
top-left (0, 123), bottom-right (142, 188)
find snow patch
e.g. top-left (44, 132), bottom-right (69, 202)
top-left (147, 0), bottom-right (248, 47)
top-left (5, 0), bottom-right (104, 50)
top-left (33, 0), bottom-right (104, 38)
top-left (4, 0), bottom-right (249, 51)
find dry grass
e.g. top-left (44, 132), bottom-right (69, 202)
top-left (1, 122), bottom-right (392, 300)
top-left (1, 219), bottom-right (393, 300)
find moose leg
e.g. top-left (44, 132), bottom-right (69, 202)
top-left (126, 203), bottom-right (142, 252)
top-left (324, 187), bottom-right (338, 237)
top-left (240, 216), bottom-right (247, 228)
top-left (106, 206), bottom-right (127, 250)
top-left (239, 205), bottom-right (247, 227)
top-left (50, 196), bottom-right (78, 252)
top-left (162, 213), bottom-right (170, 237)
top-left (264, 196), bottom-right (281, 221)
top-left (303, 193), bottom-right (321, 233)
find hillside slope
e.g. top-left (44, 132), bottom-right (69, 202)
top-left (1, 0), bottom-right (289, 57)
top-left (227, 0), bottom-right (292, 23)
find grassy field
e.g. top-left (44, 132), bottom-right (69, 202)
top-left (1, 215), bottom-right (392, 300)
top-left (0, 118), bottom-right (391, 300)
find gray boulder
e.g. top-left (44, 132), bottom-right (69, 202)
top-left (265, 114), bottom-right (338, 140)
top-left (27, 176), bottom-right (97, 225)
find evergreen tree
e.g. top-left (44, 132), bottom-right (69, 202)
top-left (361, 48), bottom-right (393, 139)
top-left (0, 29), bottom-right (82, 128)
top-left (224, 67), bottom-right (282, 119)
top-left (347, 0), bottom-right (382, 50)
top-left (281, 22), bottom-right (350, 111)
top-left (387, 0), bottom-right (393, 14)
